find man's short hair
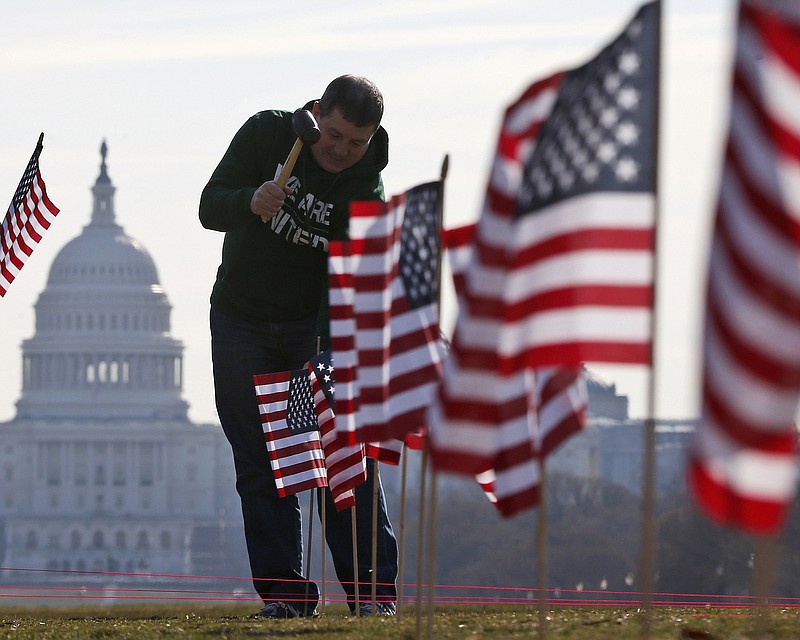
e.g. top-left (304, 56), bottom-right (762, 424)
top-left (319, 75), bottom-right (384, 129)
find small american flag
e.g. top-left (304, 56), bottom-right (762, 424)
top-left (1, 133), bottom-right (60, 297)
top-left (330, 181), bottom-right (445, 448)
top-left (689, 1), bottom-right (800, 535)
top-left (254, 367), bottom-right (327, 497)
top-left (309, 350), bottom-right (367, 511)
top-left (429, 2), bottom-right (654, 515)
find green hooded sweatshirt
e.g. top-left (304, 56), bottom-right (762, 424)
top-left (199, 104), bottom-right (389, 334)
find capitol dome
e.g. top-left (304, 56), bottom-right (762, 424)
top-left (16, 141), bottom-right (188, 421)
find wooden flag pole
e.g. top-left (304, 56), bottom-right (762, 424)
top-left (371, 461), bottom-right (380, 612)
top-left (414, 446), bottom-right (428, 639)
top-left (423, 153), bottom-right (449, 638)
top-left (537, 457), bottom-right (549, 640)
top-left (638, 3), bottom-right (663, 638)
top-left (396, 444), bottom-right (409, 621)
top-left (304, 489), bottom-right (315, 607)
top-left (752, 534), bottom-right (777, 640)
top-left (352, 506), bottom-right (360, 615)
top-left (424, 467), bottom-right (439, 639)
top-left (320, 487), bottom-right (327, 614)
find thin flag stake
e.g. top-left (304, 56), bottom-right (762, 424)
top-left (304, 489), bottom-right (315, 608)
top-left (536, 456), bottom-right (548, 640)
top-left (424, 154), bottom-right (448, 638)
top-left (320, 487), bottom-right (327, 614)
top-left (351, 506), bottom-right (360, 615)
top-left (424, 468), bottom-right (438, 639)
top-left (752, 534), bottom-right (777, 639)
top-left (371, 462), bottom-right (380, 612)
top-left (396, 444), bottom-right (409, 621)
top-left (638, 2), bottom-right (663, 638)
top-left (414, 447), bottom-right (428, 639)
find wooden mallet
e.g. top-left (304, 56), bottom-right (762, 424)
top-left (261, 108), bottom-right (321, 223)
top-left (277, 108), bottom-right (321, 187)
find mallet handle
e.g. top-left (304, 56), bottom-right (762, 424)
top-left (261, 138), bottom-right (303, 223)
top-left (276, 138), bottom-right (304, 188)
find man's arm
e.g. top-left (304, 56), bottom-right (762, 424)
top-left (199, 116), bottom-right (265, 232)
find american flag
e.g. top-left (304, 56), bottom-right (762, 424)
top-left (451, 2), bottom-right (658, 375)
top-left (330, 181), bottom-right (445, 448)
top-left (309, 350), bottom-right (367, 510)
top-left (254, 367), bottom-right (328, 497)
top-left (428, 2), bottom-right (657, 515)
top-left (689, 1), bottom-right (800, 535)
top-left (1, 133), bottom-right (60, 297)
top-left (328, 241), bottom-right (403, 465)
top-left (439, 223), bottom-right (588, 515)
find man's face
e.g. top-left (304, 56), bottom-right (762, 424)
top-left (310, 103), bottom-right (377, 174)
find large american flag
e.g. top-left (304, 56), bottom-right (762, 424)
top-left (1, 133), bottom-right (60, 297)
top-left (428, 2), bottom-right (658, 513)
top-left (689, 1), bottom-right (800, 535)
top-left (330, 182), bottom-right (445, 448)
top-left (254, 367), bottom-right (328, 497)
top-left (309, 350), bottom-right (368, 510)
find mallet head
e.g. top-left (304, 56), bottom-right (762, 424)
top-left (292, 108), bottom-right (321, 145)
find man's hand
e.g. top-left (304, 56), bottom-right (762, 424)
top-left (250, 181), bottom-right (292, 223)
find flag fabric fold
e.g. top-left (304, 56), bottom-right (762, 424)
top-left (689, 1), bottom-right (800, 535)
top-left (330, 181), bottom-right (445, 451)
top-left (429, 1), bottom-right (658, 516)
top-left (1, 134), bottom-right (60, 297)
top-left (309, 350), bottom-right (367, 510)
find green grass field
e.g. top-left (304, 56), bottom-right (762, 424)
top-left (0, 604), bottom-right (798, 639)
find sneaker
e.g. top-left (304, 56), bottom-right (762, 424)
top-left (254, 601), bottom-right (302, 619)
top-left (358, 601), bottom-right (396, 617)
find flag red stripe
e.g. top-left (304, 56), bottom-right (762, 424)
top-left (714, 208), bottom-right (800, 322)
top-left (726, 139), bottom-right (800, 244)
top-left (744, 1), bottom-right (800, 77)
top-left (688, 458), bottom-right (787, 535)
top-left (514, 228), bottom-right (654, 266)
top-left (702, 377), bottom-right (796, 452)
top-left (452, 338), bottom-right (649, 372)
top-left (468, 284), bottom-right (653, 320)
top-left (707, 285), bottom-right (800, 387)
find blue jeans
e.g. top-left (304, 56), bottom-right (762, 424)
top-left (210, 310), bottom-right (397, 612)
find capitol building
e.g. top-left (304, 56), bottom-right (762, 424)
top-left (0, 143), bottom-right (247, 585)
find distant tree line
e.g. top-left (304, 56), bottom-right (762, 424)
top-left (383, 468), bottom-right (800, 601)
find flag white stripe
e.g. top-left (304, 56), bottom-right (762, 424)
top-left (704, 319), bottom-right (799, 428)
top-left (459, 307), bottom-right (651, 354)
top-left (738, 18), bottom-right (800, 140)
top-left (720, 167), bottom-right (800, 296)
top-left (693, 418), bottom-right (797, 501)
top-left (513, 192), bottom-right (655, 247)
top-left (730, 91), bottom-right (800, 222)
top-left (710, 239), bottom-right (800, 363)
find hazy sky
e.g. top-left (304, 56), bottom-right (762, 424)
top-left (0, 0), bottom-right (733, 425)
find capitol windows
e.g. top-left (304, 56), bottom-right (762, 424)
top-left (92, 530), bottom-right (104, 549)
top-left (45, 442), bottom-right (62, 486)
top-left (136, 531), bottom-right (149, 550)
top-left (25, 530), bottom-right (37, 550)
top-left (112, 443), bottom-right (126, 486)
top-left (160, 530), bottom-right (171, 550)
top-left (115, 530), bottom-right (126, 549)
top-left (139, 443), bottom-right (155, 486)
top-left (74, 443), bottom-right (88, 486)
top-left (70, 530), bottom-right (81, 550)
